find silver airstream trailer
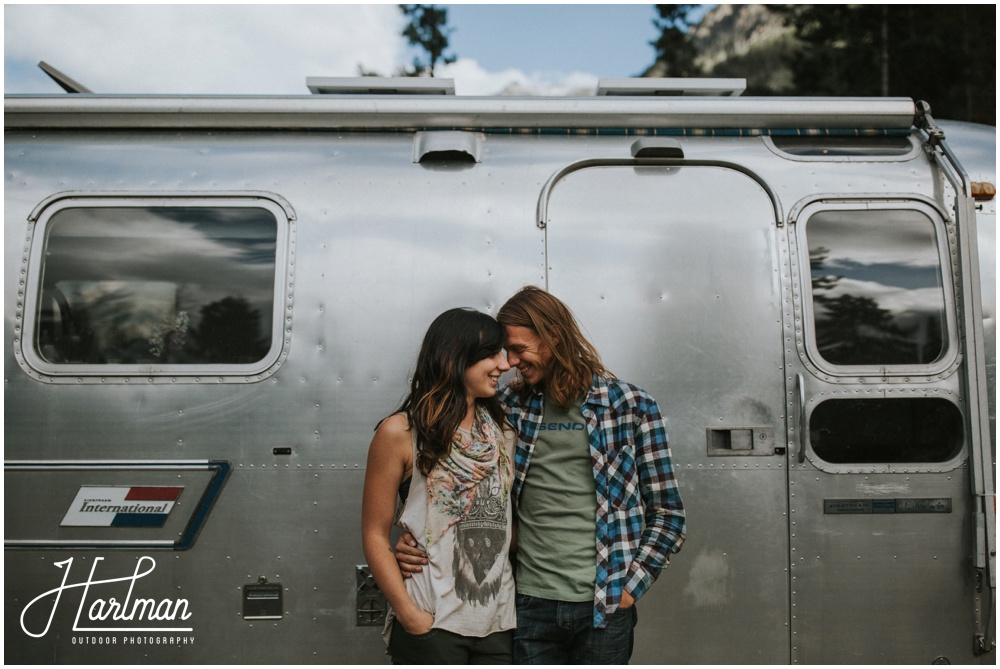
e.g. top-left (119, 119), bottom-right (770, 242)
top-left (5, 76), bottom-right (995, 664)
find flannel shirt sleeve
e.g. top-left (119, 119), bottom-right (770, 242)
top-left (624, 395), bottom-right (686, 601)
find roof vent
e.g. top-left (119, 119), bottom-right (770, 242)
top-left (307, 77), bottom-right (455, 95)
top-left (596, 78), bottom-right (746, 97)
top-left (631, 138), bottom-right (684, 159)
top-left (413, 131), bottom-right (483, 164)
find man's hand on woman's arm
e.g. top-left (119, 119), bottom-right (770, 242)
top-left (394, 531), bottom-right (428, 578)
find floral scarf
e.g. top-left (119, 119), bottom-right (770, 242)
top-left (423, 404), bottom-right (511, 546)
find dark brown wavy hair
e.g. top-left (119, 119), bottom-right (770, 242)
top-left (395, 308), bottom-right (508, 475)
top-left (497, 286), bottom-right (612, 410)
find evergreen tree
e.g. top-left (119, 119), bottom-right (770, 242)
top-left (771, 5), bottom-right (994, 123)
top-left (400, 4), bottom-right (456, 77)
top-left (645, 5), bottom-right (700, 77)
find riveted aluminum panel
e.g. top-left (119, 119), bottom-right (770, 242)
top-left (4, 128), bottom-right (550, 663)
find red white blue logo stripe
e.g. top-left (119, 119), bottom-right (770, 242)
top-left (61, 486), bottom-right (183, 528)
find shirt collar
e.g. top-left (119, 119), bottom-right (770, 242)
top-left (583, 373), bottom-right (611, 408)
top-left (523, 373), bottom-right (611, 408)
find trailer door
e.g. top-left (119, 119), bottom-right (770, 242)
top-left (542, 163), bottom-right (789, 664)
top-left (786, 199), bottom-right (984, 664)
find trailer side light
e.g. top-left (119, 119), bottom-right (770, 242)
top-left (971, 182), bottom-right (996, 201)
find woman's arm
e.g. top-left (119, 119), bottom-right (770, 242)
top-left (361, 414), bottom-right (434, 634)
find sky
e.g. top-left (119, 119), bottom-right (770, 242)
top-left (3, 3), bottom-right (706, 97)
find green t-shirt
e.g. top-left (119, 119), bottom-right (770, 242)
top-left (516, 394), bottom-right (597, 602)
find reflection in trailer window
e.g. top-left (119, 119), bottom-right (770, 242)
top-left (35, 206), bottom-right (277, 366)
top-left (806, 209), bottom-right (947, 366)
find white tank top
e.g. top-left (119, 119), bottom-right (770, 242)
top-left (389, 417), bottom-right (517, 639)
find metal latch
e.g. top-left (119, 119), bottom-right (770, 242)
top-left (356, 565), bottom-right (388, 626)
top-left (706, 426), bottom-right (776, 456)
top-left (243, 576), bottom-right (283, 620)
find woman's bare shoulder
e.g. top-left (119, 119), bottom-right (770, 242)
top-left (370, 413), bottom-right (412, 458)
top-left (376, 412), bottom-right (411, 437)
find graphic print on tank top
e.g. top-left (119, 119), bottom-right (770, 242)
top-left (453, 467), bottom-right (507, 605)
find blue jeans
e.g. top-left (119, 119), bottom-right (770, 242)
top-left (513, 594), bottom-right (637, 664)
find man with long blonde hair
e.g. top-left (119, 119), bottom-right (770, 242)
top-left (495, 286), bottom-right (685, 664)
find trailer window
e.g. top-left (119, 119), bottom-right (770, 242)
top-left (34, 206), bottom-right (278, 367)
top-left (771, 135), bottom-right (914, 157)
top-left (805, 209), bottom-right (947, 367)
top-left (810, 398), bottom-right (962, 464)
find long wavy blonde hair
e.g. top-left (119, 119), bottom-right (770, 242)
top-left (497, 286), bottom-right (612, 409)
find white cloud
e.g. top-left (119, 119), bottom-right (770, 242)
top-left (439, 58), bottom-right (598, 96)
top-left (5, 5), bottom-right (603, 97)
top-left (5, 5), bottom-right (407, 94)
top-left (819, 278), bottom-right (944, 316)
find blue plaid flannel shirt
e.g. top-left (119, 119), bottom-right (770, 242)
top-left (500, 374), bottom-right (686, 628)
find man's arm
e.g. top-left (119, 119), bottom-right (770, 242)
top-left (395, 515), bottom-right (518, 576)
top-left (624, 396), bottom-right (686, 602)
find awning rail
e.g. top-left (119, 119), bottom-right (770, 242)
top-left (4, 95), bottom-right (916, 131)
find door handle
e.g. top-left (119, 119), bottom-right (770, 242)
top-left (795, 373), bottom-right (806, 464)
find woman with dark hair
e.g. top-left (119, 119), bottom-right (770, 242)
top-left (362, 308), bottom-right (517, 664)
